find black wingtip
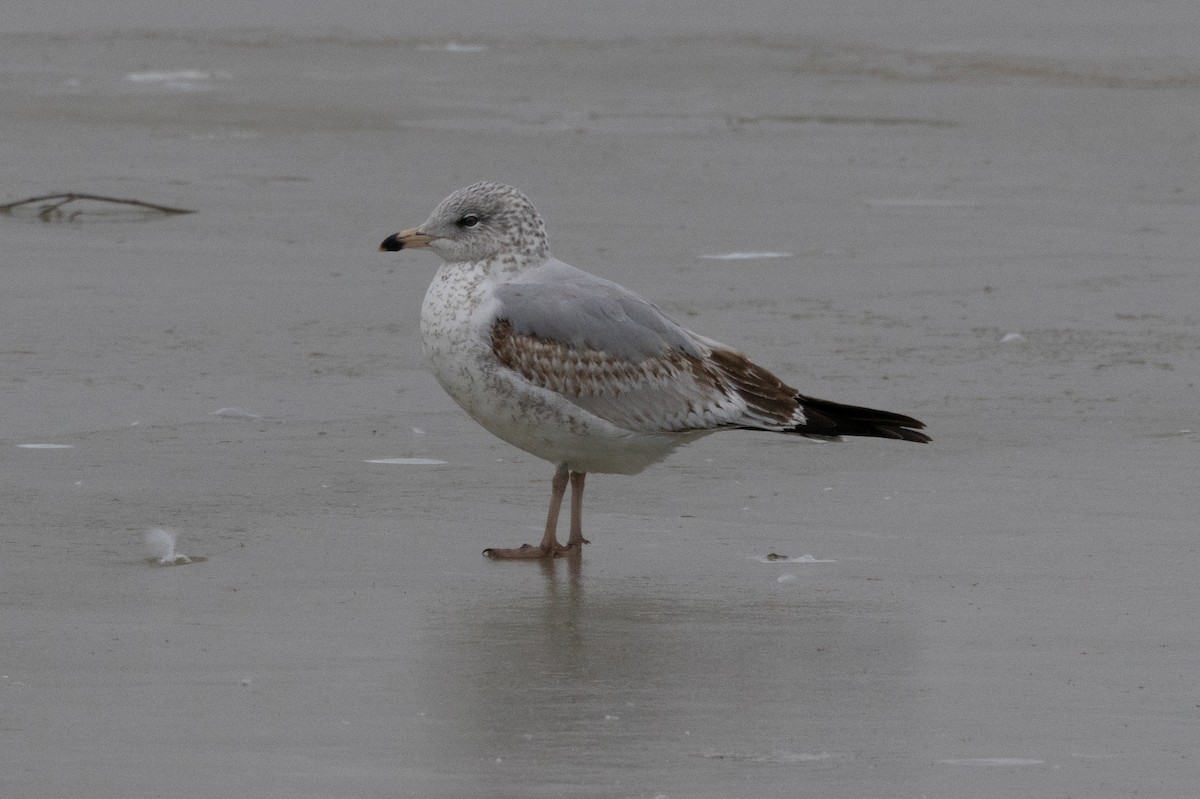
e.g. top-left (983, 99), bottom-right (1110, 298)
top-left (893, 427), bottom-right (932, 444)
top-left (795, 394), bottom-right (930, 443)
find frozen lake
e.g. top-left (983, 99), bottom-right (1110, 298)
top-left (2, 3), bottom-right (1198, 797)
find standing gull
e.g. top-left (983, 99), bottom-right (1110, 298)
top-left (380, 182), bottom-right (929, 559)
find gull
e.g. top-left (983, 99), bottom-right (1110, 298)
top-left (380, 182), bottom-right (929, 559)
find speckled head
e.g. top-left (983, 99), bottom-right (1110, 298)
top-left (380, 181), bottom-right (550, 268)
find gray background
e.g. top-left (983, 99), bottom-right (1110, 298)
top-left (3, 2), bottom-right (1198, 797)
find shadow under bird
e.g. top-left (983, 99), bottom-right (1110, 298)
top-left (380, 182), bottom-right (929, 559)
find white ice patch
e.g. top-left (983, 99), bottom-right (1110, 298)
top-left (699, 252), bottom-right (794, 260)
top-left (938, 758), bottom-right (1045, 766)
top-left (145, 528), bottom-right (192, 566)
top-left (1000, 332), bottom-right (1026, 343)
top-left (700, 750), bottom-right (844, 763)
top-left (124, 70), bottom-right (229, 90)
top-left (419, 42), bottom-right (489, 52)
top-left (17, 443), bottom-right (74, 449)
top-left (364, 457), bottom-right (447, 465)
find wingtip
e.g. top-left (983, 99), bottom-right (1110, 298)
top-left (793, 394), bottom-right (931, 444)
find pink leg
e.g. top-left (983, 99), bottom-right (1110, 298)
top-left (483, 464), bottom-right (572, 559)
top-left (564, 471), bottom-right (590, 550)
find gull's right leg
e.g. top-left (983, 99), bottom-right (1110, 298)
top-left (563, 471), bottom-right (590, 550)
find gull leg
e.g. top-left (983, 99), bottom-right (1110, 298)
top-left (564, 471), bottom-right (590, 550)
top-left (483, 464), bottom-right (570, 559)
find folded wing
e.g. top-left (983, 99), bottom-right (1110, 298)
top-left (490, 260), bottom-right (928, 443)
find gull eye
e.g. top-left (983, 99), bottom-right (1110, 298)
top-left (457, 214), bottom-right (481, 229)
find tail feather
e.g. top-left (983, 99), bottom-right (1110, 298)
top-left (792, 394), bottom-right (931, 443)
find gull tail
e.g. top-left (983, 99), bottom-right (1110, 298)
top-left (793, 394), bottom-right (931, 443)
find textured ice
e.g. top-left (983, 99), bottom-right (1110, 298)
top-left (752, 553), bottom-right (836, 563)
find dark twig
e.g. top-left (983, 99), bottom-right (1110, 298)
top-left (0, 193), bottom-right (196, 220)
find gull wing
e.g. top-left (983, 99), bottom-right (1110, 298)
top-left (491, 261), bottom-right (789, 433)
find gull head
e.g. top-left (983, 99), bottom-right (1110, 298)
top-left (380, 181), bottom-right (550, 267)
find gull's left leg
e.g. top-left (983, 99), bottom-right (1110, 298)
top-left (564, 471), bottom-right (590, 550)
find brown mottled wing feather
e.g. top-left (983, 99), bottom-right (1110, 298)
top-left (491, 320), bottom-right (748, 433)
top-left (704, 347), bottom-right (806, 430)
